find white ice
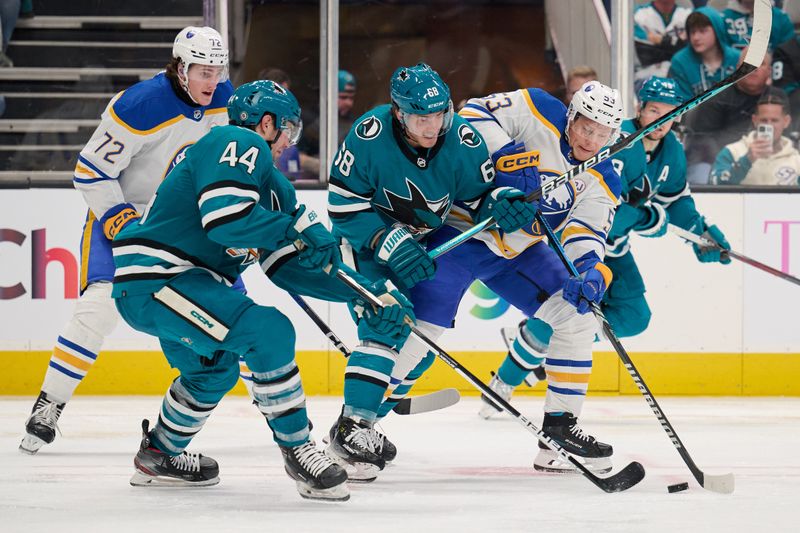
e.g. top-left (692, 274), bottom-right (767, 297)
top-left (1, 395), bottom-right (798, 533)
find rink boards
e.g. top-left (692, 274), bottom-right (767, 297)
top-left (0, 189), bottom-right (798, 396)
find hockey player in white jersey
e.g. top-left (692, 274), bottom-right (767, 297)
top-left (20, 27), bottom-right (234, 454)
top-left (378, 81), bottom-right (623, 474)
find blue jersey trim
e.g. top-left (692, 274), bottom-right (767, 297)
top-left (76, 155), bottom-right (114, 181)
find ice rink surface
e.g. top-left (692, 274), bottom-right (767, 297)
top-left (1, 395), bottom-right (798, 533)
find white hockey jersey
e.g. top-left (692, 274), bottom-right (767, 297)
top-left (73, 72), bottom-right (234, 219)
top-left (453, 88), bottom-right (621, 263)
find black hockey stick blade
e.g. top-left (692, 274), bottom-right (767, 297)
top-left (393, 388), bottom-right (461, 415)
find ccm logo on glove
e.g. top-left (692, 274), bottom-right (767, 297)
top-left (495, 150), bottom-right (540, 172)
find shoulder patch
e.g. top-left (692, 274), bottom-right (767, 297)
top-left (457, 124), bottom-right (481, 148)
top-left (355, 115), bottom-right (383, 140)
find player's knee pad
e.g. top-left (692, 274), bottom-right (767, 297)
top-left (63, 282), bottom-right (119, 341)
top-left (236, 305), bottom-right (296, 373)
top-left (522, 318), bottom-right (553, 352)
top-left (390, 320), bottom-right (444, 384)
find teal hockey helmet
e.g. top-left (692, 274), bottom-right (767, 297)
top-left (390, 63), bottom-right (453, 135)
top-left (638, 76), bottom-right (683, 108)
top-left (227, 80), bottom-right (303, 144)
top-left (339, 70), bottom-right (357, 92)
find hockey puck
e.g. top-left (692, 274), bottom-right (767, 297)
top-left (667, 482), bottom-right (689, 493)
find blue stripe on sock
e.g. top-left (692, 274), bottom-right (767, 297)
top-left (545, 358), bottom-right (592, 367)
top-left (57, 336), bottom-right (98, 360)
top-left (547, 384), bottom-right (586, 396)
top-left (49, 361), bottom-right (84, 380)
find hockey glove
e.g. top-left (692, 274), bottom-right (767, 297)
top-left (478, 187), bottom-right (538, 234)
top-left (492, 142), bottom-right (543, 197)
top-left (100, 202), bottom-right (140, 240)
top-left (562, 252), bottom-right (613, 315)
top-left (374, 225), bottom-right (436, 288)
top-left (355, 280), bottom-right (415, 349)
top-left (632, 202), bottom-right (668, 238)
top-left (690, 220), bottom-right (731, 264)
top-left (286, 205), bottom-right (341, 274)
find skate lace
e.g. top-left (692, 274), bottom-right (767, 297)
top-left (170, 452), bottom-right (201, 472)
top-left (345, 425), bottom-right (376, 452)
top-left (30, 401), bottom-right (62, 437)
top-left (365, 426), bottom-right (386, 453)
top-left (568, 424), bottom-right (594, 443)
top-left (294, 441), bottom-right (335, 477)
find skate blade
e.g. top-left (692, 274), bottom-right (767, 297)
top-left (533, 450), bottom-right (612, 474)
top-left (324, 446), bottom-right (379, 483)
top-left (19, 434), bottom-right (46, 455)
top-left (130, 469), bottom-right (220, 487)
top-left (296, 480), bottom-right (350, 502)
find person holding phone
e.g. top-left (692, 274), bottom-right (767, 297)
top-left (711, 87), bottom-right (800, 186)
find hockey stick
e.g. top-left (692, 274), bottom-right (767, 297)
top-left (332, 267), bottom-right (645, 493)
top-left (535, 212), bottom-right (735, 494)
top-left (429, 0), bottom-right (772, 260)
top-left (669, 224), bottom-right (800, 287)
top-left (288, 292), bottom-right (460, 415)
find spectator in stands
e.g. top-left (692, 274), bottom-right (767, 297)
top-left (711, 87), bottom-right (800, 186)
top-left (634, 0), bottom-right (691, 87)
top-left (20, 0), bottom-right (32, 19)
top-left (668, 7), bottom-right (739, 101)
top-left (0, 0), bottom-right (21, 67)
top-left (683, 47), bottom-right (772, 183)
top-left (721, 0), bottom-right (795, 51)
top-left (772, 34), bottom-right (800, 120)
top-left (564, 65), bottom-right (597, 104)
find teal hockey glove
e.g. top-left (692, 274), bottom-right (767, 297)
top-left (286, 205), bottom-right (341, 273)
top-left (690, 220), bottom-right (731, 264)
top-left (632, 202), bottom-right (668, 238)
top-left (355, 281), bottom-right (415, 349)
top-left (478, 186), bottom-right (538, 233)
top-left (374, 225), bottom-right (436, 287)
top-left (562, 252), bottom-right (613, 315)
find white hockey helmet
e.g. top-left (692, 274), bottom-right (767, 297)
top-left (173, 26), bottom-right (229, 97)
top-left (567, 80), bottom-right (623, 141)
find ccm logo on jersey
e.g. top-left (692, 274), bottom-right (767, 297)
top-left (495, 150), bottom-right (540, 172)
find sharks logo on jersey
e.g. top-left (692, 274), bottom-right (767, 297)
top-left (375, 177), bottom-right (450, 233)
top-left (356, 116), bottom-right (383, 140)
top-left (458, 124), bottom-right (481, 148)
top-left (225, 247), bottom-right (260, 266)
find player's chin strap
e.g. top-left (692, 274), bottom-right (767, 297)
top-left (427, 0), bottom-right (772, 262)
top-left (534, 211), bottom-right (735, 494)
top-left (668, 223), bottom-right (800, 287)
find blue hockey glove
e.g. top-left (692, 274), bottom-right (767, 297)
top-left (374, 225), bottom-right (436, 288)
top-left (492, 142), bottom-right (543, 197)
top-left (632, 202), bottom-right (668, 238)
top-left (690, 220), bottom-right (731, 264)
top-left (286, 205), bottom-right (341, 274)
top-left (562, 252), bottom-right (613, 315)
top-left (355, 280), bottom-right (415, 349)
top-left (100, 202), bottom-right (140, 240)
top-left (478, 187), bottom-right (538, 233)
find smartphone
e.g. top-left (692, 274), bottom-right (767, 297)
top-left (757, 123), bottom-right (774, 144)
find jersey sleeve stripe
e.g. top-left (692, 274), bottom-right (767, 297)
top-left (329, 183), bottom-right (370, 200)
top-left (112, 237), bottom-right (234, 283)
top-left (75, 155), bottom-right (114, 181)
top-left (654, 184), bottom-right (690, 204)
top-left (327, 202), bottom-right (373, 213)
top-left (109, 104), bottom-right (184, 136)
top-left (197, 179), bottom-right (259, 197)
top-left (328, 176), bottom-right (372, 197)
top-left (522, 89), bottom-right (561, 139)
top-left (201, 202), bottom-right (256, 231)
top-left (198, 187), bottom-right (260, 208)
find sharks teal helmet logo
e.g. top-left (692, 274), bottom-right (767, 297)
top-left (458, 124), bottom-right (481, 148)
top-left (355, 116), bottom-right (383, 140)
top-left (375, 178), bottom-right (450, 233)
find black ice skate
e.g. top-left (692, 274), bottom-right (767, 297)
top-left (325, 415), bottom-right (385, 482)
top-left (129, 419), bottom-right (220, 487)
top-left (534, 412), bottom-right (613, 474)
top-left (19, 392), bottom-right (64, 455)
top-left (281, 440), bottom-right (349, 501)
top-left (368, 425), bottom-right (397, 463)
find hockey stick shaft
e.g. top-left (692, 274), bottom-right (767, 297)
top-left (333, 268), bottom-right (645, 493)
top-left (428, 0), bottom-right (771, 262)
top-left (669, 224), bottom-right (800, 287)
top-left (536, 213), bottom-right (734, 493)
top-left (288, 292), bottom-right (459, 415)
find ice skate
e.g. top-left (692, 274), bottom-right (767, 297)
top-left (129, 420), bottom-right (220, 487)
top-left (478, 373), bottom-right (515, 419)
top-left (368, 424), bottom-right (397, 463)
top-left (281, 440), bottom-right (349, 501)
top-left (534, 412), bottom-right (613, 474)
top-left (325, 415), bottom-right (385, 482)
top-left (19, 392), bottom-right (64, 455)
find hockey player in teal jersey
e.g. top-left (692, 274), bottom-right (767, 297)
top-left (324, 63), bottom-right (537, 480)
top-left (111, 80), bottom-right (412, 501)
top-left (499, 77), bottom-right (731, 404)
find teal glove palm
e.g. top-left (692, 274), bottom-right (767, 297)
top-left (632, 202), bottom-right (668, 238)
top-left (691, 220), bottom-right (731, 264)
top-left (478, 187), bottom-right (538, 233)
top-left (374, 225), bottom-right (436, 287)
top-left (355, 280), bottom-right (415, 349)
top-left (286, 205), bottom-right (341, 273)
